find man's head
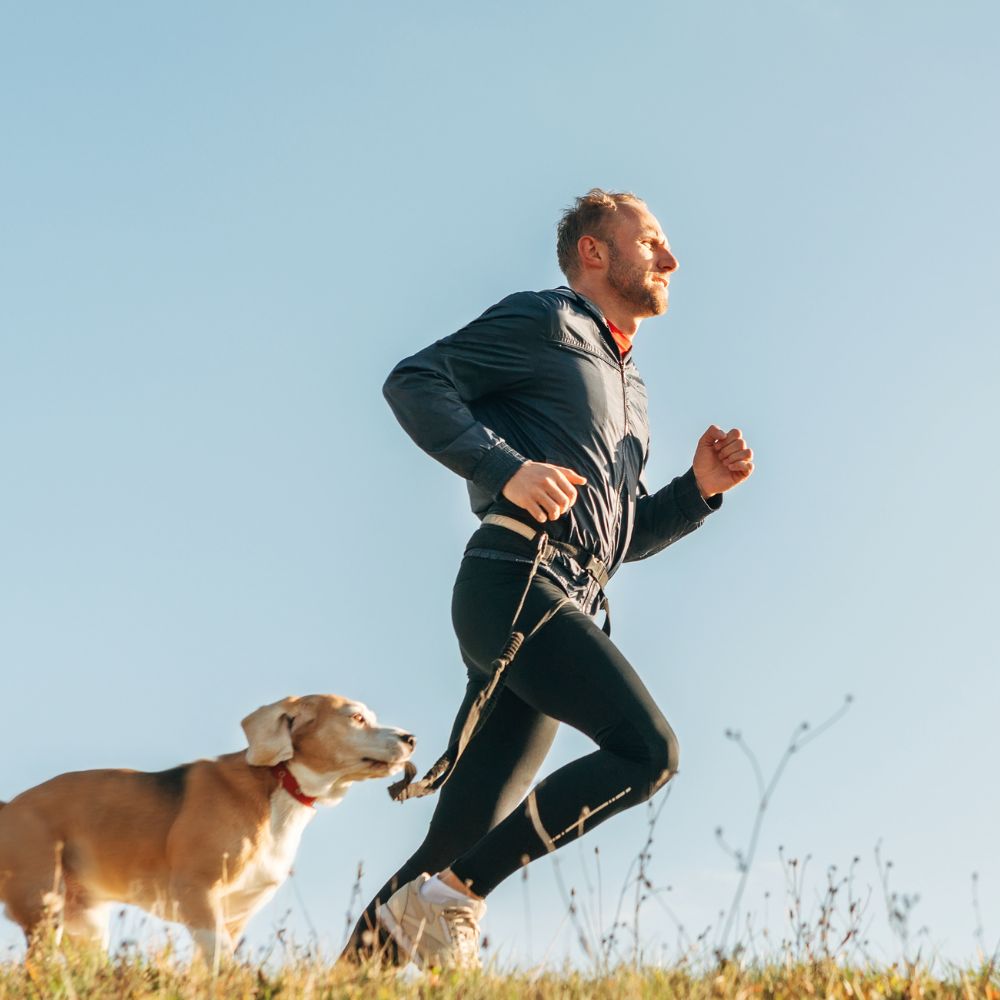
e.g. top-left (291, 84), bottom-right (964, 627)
top-left (557, 189), bottom-right (678, 320)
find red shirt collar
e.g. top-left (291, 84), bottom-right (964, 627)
top-left (606, 319), bottom-right (634, 356)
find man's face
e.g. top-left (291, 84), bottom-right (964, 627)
top-left (603, 203), bottom-right (678, 318)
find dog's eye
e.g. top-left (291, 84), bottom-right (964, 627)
top-left (350, 712), bottom-right (366, 725)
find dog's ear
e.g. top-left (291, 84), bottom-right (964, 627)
top-left (241, 697), bottom-right (316, 766)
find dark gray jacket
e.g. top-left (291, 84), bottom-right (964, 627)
top-left (383, 286), bottom-right (719, 606)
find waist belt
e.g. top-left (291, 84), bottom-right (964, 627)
top-left (482, 513), bottom-right (611, 590)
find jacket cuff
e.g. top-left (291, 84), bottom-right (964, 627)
top-left (472, 441), bottom-right (527, 499)
top-left (676, 467), bottom-right (722, 521)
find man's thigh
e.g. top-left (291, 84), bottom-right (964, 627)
top-left (452, 557), bottom-right (672, 761)
top-left (518, 609), bottom-right (672, 763)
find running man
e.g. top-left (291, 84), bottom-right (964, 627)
top-left (344, 189), bottom-right (754, 968)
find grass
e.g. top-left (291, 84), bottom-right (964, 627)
top-left (4, 698), bottom-right (995, 997)
top-left (3, 945), bottom-right (1000, 1000)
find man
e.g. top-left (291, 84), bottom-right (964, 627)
top-left (344, 189), bottom-right (753, 968)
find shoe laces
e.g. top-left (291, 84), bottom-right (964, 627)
top-left (442, 904), bottom-right (479, 951)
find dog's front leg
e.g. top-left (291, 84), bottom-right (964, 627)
top-left (191, 927), bottom-right (234, 972)
top-left (170, 881), bottom-right (233, 972)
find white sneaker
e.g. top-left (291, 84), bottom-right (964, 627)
top-left (377, 872), bottom-right (486, 970)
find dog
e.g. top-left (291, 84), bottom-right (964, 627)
top-left (0, 694), bottom-right (415, 962)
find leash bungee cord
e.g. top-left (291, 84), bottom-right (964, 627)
top-left (388, 530), bottom-right (570, 803)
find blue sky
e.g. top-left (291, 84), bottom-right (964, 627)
top-left (2, 0), bottom-right (998, 968)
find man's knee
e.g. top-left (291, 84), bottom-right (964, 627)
top-left (603, 718), bottom-right (679, 800)
top-left (645, 726), bottom-right (679, 797)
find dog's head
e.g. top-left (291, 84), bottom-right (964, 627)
top-left (241, 695), bottom-right (415, 784)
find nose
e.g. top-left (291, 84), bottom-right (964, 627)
top-left (660, 249), bottom-right (679, 273)
top-left (398, 732), bottom-right (416, 748)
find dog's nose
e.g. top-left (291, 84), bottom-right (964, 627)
top-left (398, 732), bottom-right (416, 748)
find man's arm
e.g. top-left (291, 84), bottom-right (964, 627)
top-left (384, 292), bottom-right (588, 520)
top-left (383, 292), bottom-right (542, 499)
top-left (624, 426), bottom-right (753, 562)
top-left (625, 468), bottom-right (720, 562)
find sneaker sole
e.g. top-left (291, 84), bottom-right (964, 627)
top-left (376, 901), bottom-right (425, 968)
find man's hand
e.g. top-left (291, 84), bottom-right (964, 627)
top-left (693, 425), bottom-right (754, 499)
top-left (502, 461), bottom-right (588, 523)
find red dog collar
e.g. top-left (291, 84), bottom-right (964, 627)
top-left (270, 763), bottom-right (317, 808)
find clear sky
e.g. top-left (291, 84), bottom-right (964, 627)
top-left (2, 0), bottom-right (998, 969)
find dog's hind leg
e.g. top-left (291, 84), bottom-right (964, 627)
top-left (63, 875), bottom-right (111, 952)
top-left (0, 827), bottom-right (67, 947)
top-left (64, 905), bottom-right (111, 950)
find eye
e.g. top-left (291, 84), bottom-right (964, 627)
top-left (350, 712), bottom-right (366, 725)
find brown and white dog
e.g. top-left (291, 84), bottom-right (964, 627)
top-left (0, 694), bottom-right (415, 963)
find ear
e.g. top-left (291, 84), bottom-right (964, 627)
top-left (241, 697), bottom-right (315, 766)
top-left (576, 234), bottom-right (609, 273)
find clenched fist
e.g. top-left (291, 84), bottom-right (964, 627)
top-left (502, 461), bottom-right (588, 523)
top-left (693, 425), bottom-right (754, 499)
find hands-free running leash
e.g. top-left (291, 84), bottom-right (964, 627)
top-left (388, 530), bottom-right (572, 802)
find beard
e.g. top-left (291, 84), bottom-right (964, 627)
top-left (606, 244), bottom-right (668, 317)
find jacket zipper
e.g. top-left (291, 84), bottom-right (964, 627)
top-left (605, 352), bottom-right (629, 573)
top-left (583, 292), bottom-right (634, 577)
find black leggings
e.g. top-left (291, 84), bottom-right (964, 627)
top-left (343, 553), bottom-right (678, 956)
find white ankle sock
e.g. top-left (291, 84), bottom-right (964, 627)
top-left (419, 874), bottom-right (475, 906)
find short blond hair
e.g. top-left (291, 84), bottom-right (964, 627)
top-left (556, 188), bottom-right (644, 278)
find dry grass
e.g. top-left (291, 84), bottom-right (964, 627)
top-left (2, 944), bottom-right (1000, 1000)
top-left (5, 698), bottom-right (991, 997)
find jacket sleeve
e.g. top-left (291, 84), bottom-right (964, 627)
top-left (382, 292), bottom-right (545, 499)
top-left (624, 466), bottom-right (722, 562)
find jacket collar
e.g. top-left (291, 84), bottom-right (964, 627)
top-left (555, 286), bottom-right (630, 362)
top-left (556, 285), bottom-right (606, 326)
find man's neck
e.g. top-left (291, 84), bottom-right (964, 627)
top-left (568, 280), bottom-right (641, 337)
